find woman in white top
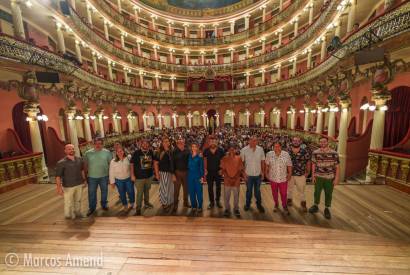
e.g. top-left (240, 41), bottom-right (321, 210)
top-left (109, 146), bottom-right (135, 211)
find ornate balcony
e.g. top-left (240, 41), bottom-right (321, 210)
top-left (0, 153), bottom-right (44, 188)
top-left (89, 0), bottom-right (307, 46)
top-left (60, 0), bottom-right (337, 75)
top-left (368, 150), bottom-right (410, 193)
top-left (0, 2), bottom-right (409, 105)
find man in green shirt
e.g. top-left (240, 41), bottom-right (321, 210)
top-left (84, 138), bottom-right (113, 216)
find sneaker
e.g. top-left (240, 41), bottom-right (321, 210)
top-left (234, 209), bottom-right (240, 217)
top-left (134, 209), bottom-right (141, 216)
top-left (324, 208), bottom-right (331, 219)
top-left (86, 209), bottom-right (95, 217)
top-left (128, 205), bottom-right (134, 210)
top-left (102, 206), bottom-right (109, 211)
top-left (224, 210), bottom-right (230, 217)
top-left (309, 205), bottom-right (319, 214)
top-left (207, 203), bottom-right (214, 209)
top-left (273, 205), bottom-right (279, 212)
top-left (144, 202), bottom-right (154, 209)
top-left (216, 201), bottom-right (223, 209)
top-left (244, 205), bottom-right (250, 211)
top-left (287, 199), bottom-right (293, 207)
top-left (301, 201), bottom-right (307, 213)
top-left (197, 208), bottom-right (203, 213)
top-left (257, 205), bottom-right (265, 213)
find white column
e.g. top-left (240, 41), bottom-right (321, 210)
top-left (128, 115), bottom-right (134, 133)
top-left (307, 49), bottom-right (312, 69)
top-left (66, 109), bottom-right (80, 157)
top-left (171, 77), bottom-right (175, 90)
top-left (24, 106), bottom-right (49, 182)
top-left (337, 101), bottom-right (350, 182)
top-left (188, 113), bottom-right (192, 128)
top-left (117, 0), bottom-right (122, 13)
top-left (92, 53), bottom-right (98, 74)
top-left (278, 31), bottom-right (283, 46)
top-left (260, 111), bottom-right (265, 127)
top-left (276, 65), bottom-right (282, 81)
top-left (56, 23), bottom-right (66, 54)
top-left (245, 45), bottom-right (250, 58)
top-left (261, 7), bottom-right (266, 22)
top-left (107, 61), bottom-right (113, 81)
top-left (290, 110), bottom-right (296, 130)
top-left (308, 5), bottom-right (314, 25)
top-left (167, 23), bottom-right (173, 35)
top-left (335, 19), bottom-right (341, 37)
top-left (199, 25), bottom-right (204, 38)
top-left (120, 34), bottom-right (125, 49)
top-left (261, 39), bottom-right (266, 53)
top-left (58, 116), bottom-right (66, 141)
top-left (316, 106), bottom-right (323, 134)
top-left (244, 15), bottom-right (250, 30)
top-left (155, 75), bottom-right (160, 89)
top-left (11, 0), bottom-right (25, 39)
top-left (202, 113), bottom-right (207, 128)
top-left (200, 53), bottom-right (205, 64)
top-left (75, 40), bottom-right (82, 63)
top-left (137, 42), bottom-right (142, 56)
top-left (320, 37), bottom-right (327, 62)
top-left (275, 111), bottom-right (281, 128)
top-left (97, 112), bottom-right (105, 138)
top-left (216, 113), bottom-right (220, 127)
top-left (184, 24), bottom-right (189, 37)
top-left (261, 70), bottom-right (266, 84)
top-left (303, 108), bottom-right (310, 131)
top-left (362, 110), bottom-right (368, 134)
top-left (279, 0), bottom-right (283, 11)
top-left (104, 21), bottom-right (109, 40)
top-left (245, 111), bottom-right (250, 127)
top-left (151, 16), bottom-right (156, 31)
top-left (157, 114), bottom-right (162, 129)
top-left (369, 99), bottom-right (388, 150)
top-left (123, 69), bottom-right (129, 84)
top-left (86, 5), bottom-right (93, 26)
top-left (246, 73), bottom-right (250, 86)
top-left (83, 111), bottom-right (92, 142)
top-left (153, 46), bottom-right (158, 60)
top-left (328, 105), bottom-right (337, 137)
top-left (347, 1), bottom-right (356, 33)
top-left (113, 114), bottom-right (119, 133)
top-left (134, 7), bottom-right (139, 23)
top-left (293, 19), bottom-right (299, 37)
top-left (230, 20), bottom-right (235, 34)
top-left (172, 114), bottom-right (177, 128)
top-left (143, 114), bottom-right (148, 131)
top-left (230, 49), bottom-right (234, 62)
top-left (185, 53), bottom-right (189, 64)
top-left (230, 112), bottom-right (235, 127)
top-left (139, 73), bottom-right (144, 87)
top-left (292, 57), bottom-right (297, 76)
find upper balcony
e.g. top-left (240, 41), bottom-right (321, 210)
top-left (85, 0), bottom-right (309, 47)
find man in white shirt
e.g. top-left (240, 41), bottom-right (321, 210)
top-left (240, 136), bottom-right (266, 213)
top-left (265, 142), bottom-right (292, 214)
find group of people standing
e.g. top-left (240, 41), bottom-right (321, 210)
top-left (55, 132), bottom-right (340, 220)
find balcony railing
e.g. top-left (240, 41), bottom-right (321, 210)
top-left (0, 153), bottom-right (44, 185)
top-left (368, 150), bottom-right (410, 191)
top-left (0, 2), bottom-right (409, 102)
top-left (61, 0), bottom-right (337, 75)
top-left (89, 0), bottom-right (307, 47)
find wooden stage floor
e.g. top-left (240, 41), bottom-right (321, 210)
top-left (0, 183), bottom-right (409, 274)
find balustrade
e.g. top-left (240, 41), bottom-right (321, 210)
top-left (0, 153), bottom-right (43, 185)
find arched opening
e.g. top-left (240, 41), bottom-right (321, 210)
top-left (192, 110), bottom-right (201, 126)
top-left (178, 112), bottom-right (187, 127)
top-left (162, 112), bottom-right (172, 128)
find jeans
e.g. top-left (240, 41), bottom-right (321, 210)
top-left (88, 176), bottom-right (109, 211)
top-left (207, 172), bottom-right (221, 204)
top-left (115, 177), bottom-right (135, 206)
top-left (188, 176), bottom-right (203, 209)
top-left (245, 175), bottom-right (262, 207)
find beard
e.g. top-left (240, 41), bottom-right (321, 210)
top-left (292, 144), bottom-right (301, 148)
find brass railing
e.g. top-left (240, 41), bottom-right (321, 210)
top-left (368, 150), bottom-right (410, 186)
top-left (90, 0), bottom-right (307, 47)
top-left (61, 0), bottom-right (338, 74)
top-left (0, 153), bottom-right (44, 185)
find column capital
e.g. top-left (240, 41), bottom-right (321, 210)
top-left (23, 102), bottom-right (40, 119)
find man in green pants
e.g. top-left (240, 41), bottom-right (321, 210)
top-left (309, 137), bottom-right (340, 219)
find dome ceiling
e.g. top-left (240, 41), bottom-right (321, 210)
top-left (167, 0), bottom-right (242, 10)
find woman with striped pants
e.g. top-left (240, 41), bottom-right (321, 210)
top-left (154, 136), bottom-right (174, 211)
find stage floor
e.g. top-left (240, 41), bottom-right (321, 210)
top-left (0, 184), bottom-right (409, 274)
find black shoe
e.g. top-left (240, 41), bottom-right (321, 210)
top-left (284, 207), bottom-right (290, 216)
top-left (207, 203), bottom-right (214, 209)
top-left (144, 202), bottom-right (154, 209)
top-left (224, 210), bottom-right (230, 217)
top-left (134, 209), bottom-right (141, 216)
top-left (216, 201), bottom-right (223, 209)
top-left (190, 208), bottom-right (197, 216)
top-left (197, 208), bottom-right (203, 213)
top-left (234, 209), bottom-right (240, 217)
top-left (102, 206), bottom-right (109, 211)
top-left (183, 202), bottom-right (191, 208)
top-left (324, 208), bottom-right (331, 219)
top-left (287, 199), bottom-right (293, 207)
top-left (244, 205), bottom-right (250, 211)
top-left (309, 205), bottom-right (319, 214)
top-left (273, 205), bottom-right (279, 212)
top-left (257, 205), bottom-right (265, 213)
top-left (86, 209), bottom-right (95, 217)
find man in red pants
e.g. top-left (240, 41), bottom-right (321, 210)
top-left (265, 142), bottom-right (293, 215)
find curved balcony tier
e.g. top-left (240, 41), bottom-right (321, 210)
top-left (1, 3), bottom-right (409, 105)
top-left (59, 0), bottom-right (337, 76)
top-left (88, 0), bottom-right (307, 47)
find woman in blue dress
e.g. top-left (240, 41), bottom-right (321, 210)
top-left (188, 142), bottom-right (204, 214)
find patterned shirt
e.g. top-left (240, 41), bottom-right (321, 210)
top-left (289, 148), bottom-right (310, 176)
top-left (265, 150), bottom-right (292, 183)
top-left (311, 148), bottom-right (340, 179)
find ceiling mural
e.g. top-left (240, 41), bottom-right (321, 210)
top-left (167, 0), bottom-right (242, 10)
